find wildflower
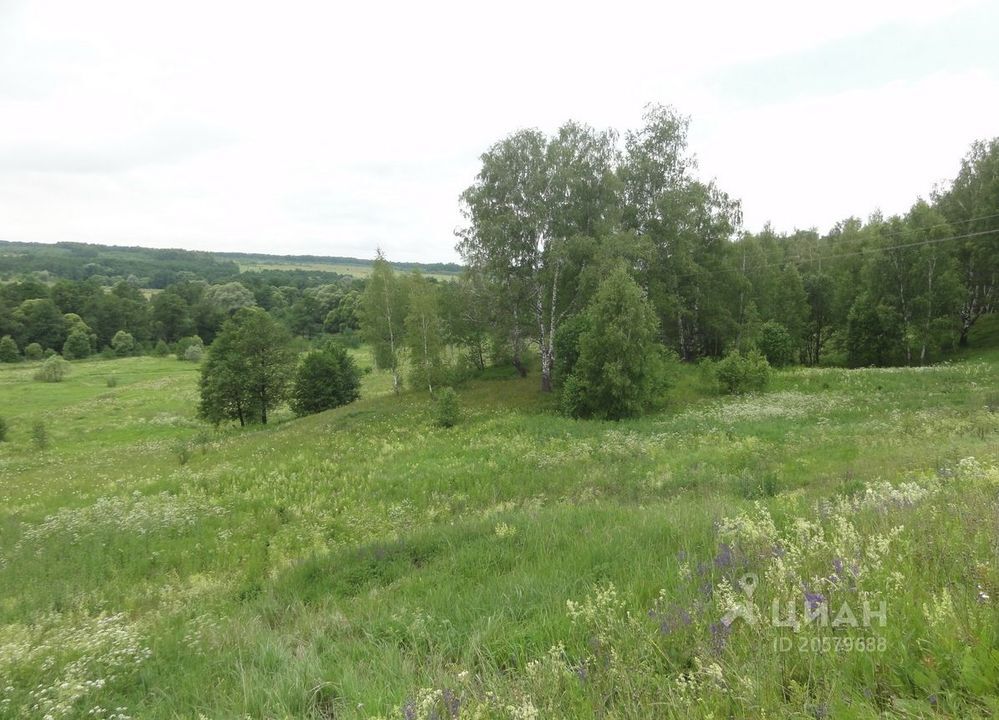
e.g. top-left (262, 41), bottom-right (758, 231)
top-left (804, 591), bottom-right (826, 613)
top-left (714, 543), bottom-right (733, 569)
top-left (709, 621), bottom-right (730, 652)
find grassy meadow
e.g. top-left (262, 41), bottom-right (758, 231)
top-left (1, 331), bottom-right (998, 718)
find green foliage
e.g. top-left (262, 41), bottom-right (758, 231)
top-left (757, 320), bottom-right (796, 367)
top-left (404, 272), bottom-right (446, 393)
top-left (552, 312), bottom-right (590, 386)
top-left (361, 251), bottom-right (407, 393)
top-left (715, 348), bottom-right (770, 394)
top-left (199, 308), bottom-right (295, 426)
top-left (0, 335), bottom-right (20, 363)
top-left (433, 387), bottom-right (460, 428)
top-left (846, 294), bottom-right (903, 367)
top-left (290, 344), bottom-right (361, 416)
top-left (14, 297), bottom-right (67, 350)
top-left (183, 344), bottom-right (204, 363)
top-left (106, 375), bottom-right (118, 388)
top-left (152, 339), bottom-right (170, 357)
top-left (33, 355), bottom-right (70, 383)
top-left (62, 328), bottom-right (92, 360)
top-left (204, 282), bottom-right (257, 315)
top-left (563, 266), bottom-right (668, 419)
top-left (0, 415), bottom-right (7, 442)
top-left (23, 342), bottom-right (44, 362)
top-left (111, 330), bottom-right (136, 356)
top-left (175, 335), bottom-right (204, 358)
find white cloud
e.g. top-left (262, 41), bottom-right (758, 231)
top-left (0, 0), bottom-right (994, 261)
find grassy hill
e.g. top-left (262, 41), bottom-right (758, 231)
top-left (0, 330), bottom-right (997, 718)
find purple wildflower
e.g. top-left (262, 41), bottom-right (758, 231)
top-left (709, 621), bottom-right (730, 652)
top-left (714, 543), bottom-right (733, 568)
top-left (804, 591), bottom-right (826, 612)
top-left (442, 688), bottom-right (460, 718)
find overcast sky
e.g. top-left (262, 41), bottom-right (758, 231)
top-left (1, 0), bottom-right (997, 262)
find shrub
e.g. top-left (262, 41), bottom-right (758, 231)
top-left (151, 339), bottom-right (170, 357)
top-left (175, 335), bottom-right (204, 358)
top-left (757, 321), bottom-right (796, 367)
top-left (111, 330), bottom-right (135, 356)
top-left (34, 355), bottom-right (70, 383)
top-left (183, 344), bottom-right (204, 363)
top-left (62, 329), bottom-right (92, 360)
top-left (0, 416), bottom-right (8, 442)
top-left (434, 387), bottom-right (460, 428)
top-left (846, 294), bottom-right (903, 367)
top-left (562, 266), bottom-right (668, 419)
top-left (31, 421), bottom-right (48, 450)
top-left (24, 343), bottom-right (44, 361)
top-left (290, 344), bottom-right (361, 416)
top-left (715, 349), bottom-right (770, 394)
top-left (106, 375), bottom-right (118, 388)
top-left (0, 335), bottom-right (20, 363)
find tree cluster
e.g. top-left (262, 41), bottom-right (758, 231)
top-left (454, 105), bottom-right (998, 396)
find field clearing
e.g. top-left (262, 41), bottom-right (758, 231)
top-left (1, 340), bottom-right (998, 718)
top-left (236, 259), bottom-right (460, 281)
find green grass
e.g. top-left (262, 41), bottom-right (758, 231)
top-left (0, 341), bottom-right (997, 719)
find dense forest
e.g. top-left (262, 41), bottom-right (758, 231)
top-left (2, 106), bottom-right (997, 412)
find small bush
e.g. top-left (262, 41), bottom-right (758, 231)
top-left (31, 421), bottom-right (48, 450)
top-left (290, 344), bottom-right (360, 416)
top-left (111, 330), bottom-right (135, 356)
top-left (175, 335), bottom-right (204, 357)
top-left (62, 329), bottom-right (92, 360)
top-left (151, 339), bottom-right (170, 357)
top-left (106, 375), bottom-right (118, 388)
top-left (757, 321), bottom-right (796, 367)
top-left (24, 343), bottom-right (44, 362)
top-left (0, 335), bottom-right (20, 363)
top-left (434, 387), bottom-right (460, 428)
top-left (0, 416), bottom-right (8, 442)
top-left (34, 355), bottom-right (70, 383)
top-left (183, 344), bottom-right (204, 363)
top-left (715, 349), bottom-right (770, 394)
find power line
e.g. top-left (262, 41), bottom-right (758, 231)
top-left (664, 226), bottom-right (999, 282)
top-left (785, 227), bottom-right (999, 270)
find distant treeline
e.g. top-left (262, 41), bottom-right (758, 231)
top-left (0, 240), bottom-right (461, 288)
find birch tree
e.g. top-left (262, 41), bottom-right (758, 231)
top-left (404, 272), bottom-right (444, 394)
top-left (361, 251), bottom-right (407, 394)
top-left (458, 122), bottom-right (618, 392)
